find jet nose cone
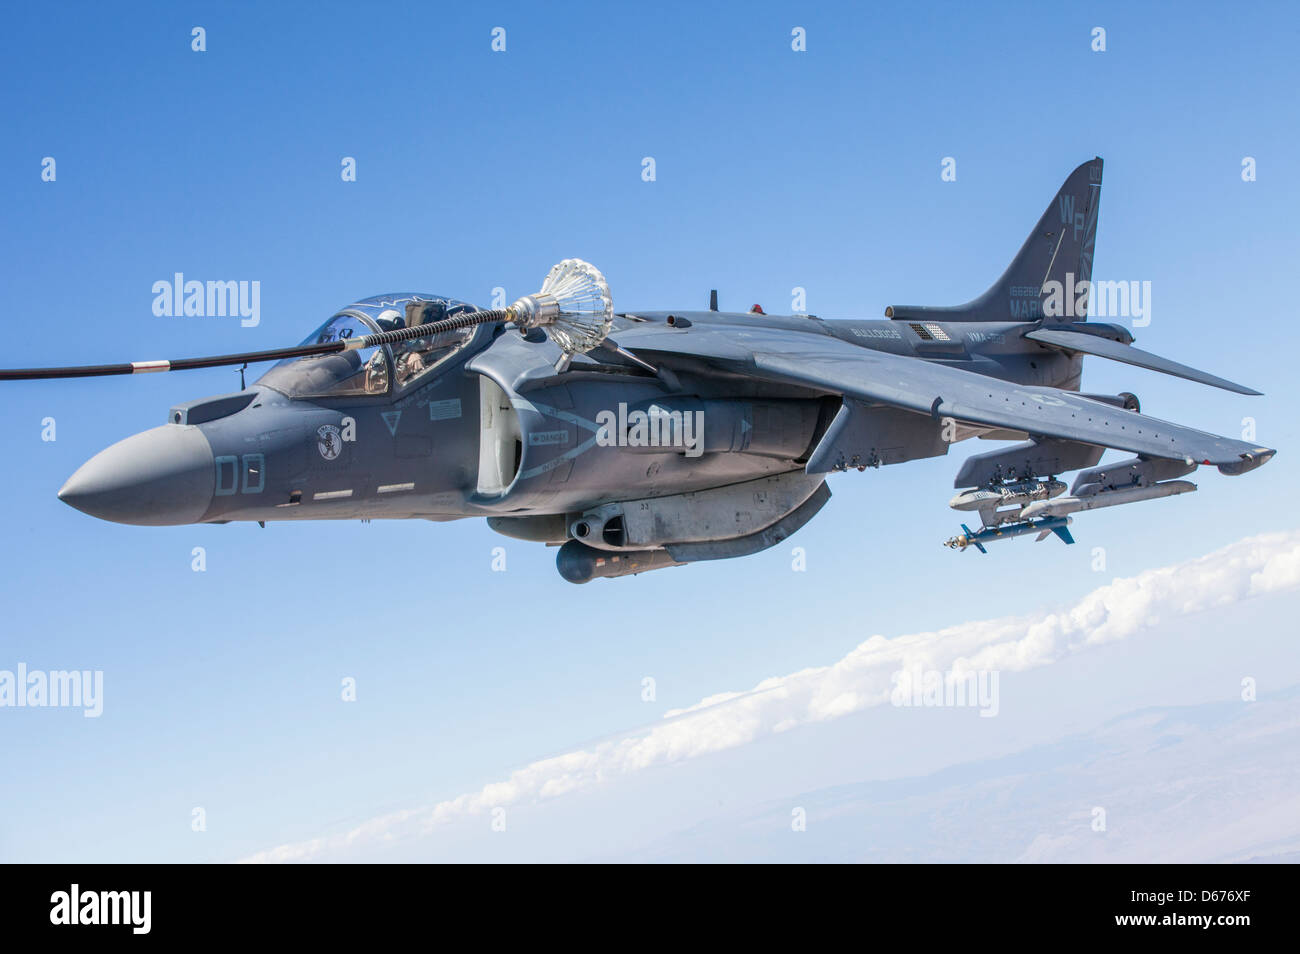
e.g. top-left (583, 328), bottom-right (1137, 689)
top-left (59, 425), bottom-right (215, 526)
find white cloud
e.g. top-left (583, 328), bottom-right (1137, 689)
top-left (239, 529), bottom-right (1300, 863)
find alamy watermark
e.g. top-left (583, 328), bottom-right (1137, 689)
top-left (152, 273), bottom-right (260, 327)
top-left (595, 403), bottom-right (704, 458)
top-left (890, 666), bottom-right (999, 717)
top-left (50, 884), bottom-right (150, 934)
top-left (0, 663), bottom-right (103, 718)
top-left (1039, 271), bottom-right (1152, 326)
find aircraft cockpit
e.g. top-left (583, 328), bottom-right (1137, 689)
top-left (256, 294), bottom-right (482, 399)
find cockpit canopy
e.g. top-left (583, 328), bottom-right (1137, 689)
top-left (256, 294), bottom-right (481, 399)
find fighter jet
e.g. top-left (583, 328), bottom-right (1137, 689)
top-left (1, 159), bottom-right (1274, 581)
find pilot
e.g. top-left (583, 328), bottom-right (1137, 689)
top-left (396, 346), bottom-right (426, 384)
top-left (363, 349), bottom-right (388, 392)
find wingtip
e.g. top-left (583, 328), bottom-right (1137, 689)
top-left (1216, 448), bottom-right (1276, 476)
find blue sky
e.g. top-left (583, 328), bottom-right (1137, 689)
top-left (1, 1), bottom-right (1297, 862)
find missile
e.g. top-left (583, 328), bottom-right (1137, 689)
top-left (949, 478), bottom-right (1067, 513)
top-left (944, 516), bottom-right (1074, 553)
top-left (1019, 479), bottom-right (1196, 520)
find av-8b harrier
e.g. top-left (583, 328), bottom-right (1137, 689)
top-left (1, 159), bottom-right (1273, 581)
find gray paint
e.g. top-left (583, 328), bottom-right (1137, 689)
top-left (51, 159), bottom-right (1275, 580)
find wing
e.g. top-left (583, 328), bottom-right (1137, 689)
top-left (618, 323), bottom-right (1274, 473)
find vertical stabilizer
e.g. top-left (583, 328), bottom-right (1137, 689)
top-left (887, 157), bottom-right (1103, 323)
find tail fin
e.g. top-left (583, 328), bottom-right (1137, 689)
top-left (887, 157), bottom-right (1103, 323)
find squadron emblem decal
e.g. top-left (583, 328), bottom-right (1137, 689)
top-left (317, 424), bottom-right (343, 461)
